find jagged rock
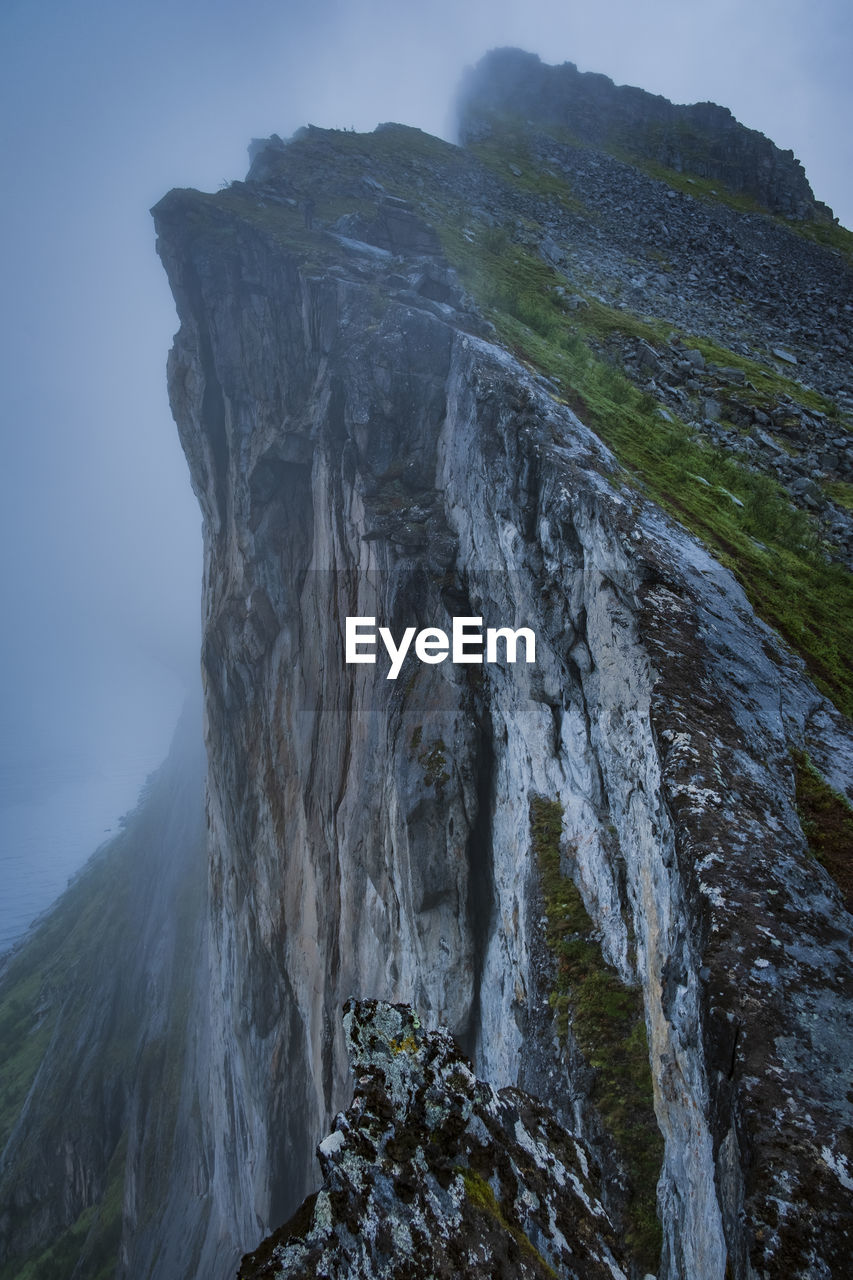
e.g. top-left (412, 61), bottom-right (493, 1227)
top-left (713, 366), bottom-right (746, 385)
top-left (3, 47), bottom-right (852, 1280)
top-left (238, 1001), bottom-right (629, 1280)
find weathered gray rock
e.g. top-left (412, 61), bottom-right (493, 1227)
top-left (5, 51), bottom-right (851, 1280)
top-left (238, 1000), bottom-right (628, 1280)
top-left (151, 133), bottom-right (853, 1279)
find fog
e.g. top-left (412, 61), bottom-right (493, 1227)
top-left (0, 0), bottom-right (850, 947)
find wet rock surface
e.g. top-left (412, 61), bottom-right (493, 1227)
top-left (238, 1000), bottom-right (628, 1280)
top-left (152, 104), bottom-right (852, 1278)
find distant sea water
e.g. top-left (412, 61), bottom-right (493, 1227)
top-left (0, 670), bottom-right (193, 954)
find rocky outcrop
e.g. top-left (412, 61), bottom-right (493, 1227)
top-left (152, 108), bottom-right (853, 1279)
top-left (239, 1000), bottom-right (628, 1280)
top-left (457, 48), bottom-right (834, 222)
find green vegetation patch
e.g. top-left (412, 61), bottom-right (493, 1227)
top-left (790, 218), bottom-right (853, 268)
top-left (0, 844), bottom-right (140, 1170)
top-left (460, 1168), bottom-right (558, 1278)
top-left (0, 749), bottom-right (204, 1280)
top-left (606, 146), bottom-right (853, 267)
top-left (824, 479), bottom-right (853, 512)
top-left (0, 972), bottom-right (57, 1152)
top-left (794, 752), bottom-right (853, 913)
top-left (467, 124), bottom-right (588, 216)
top-left (529, 798), bottom-right (663, 1270)
top-left (617, 151), bottom-right (768, 218)
top-left (580, 298), bottom-right (839, 421)
top-left (681, 331), bottom-right (840, 418)
top-left (434, 216), bottom-right (853, 715)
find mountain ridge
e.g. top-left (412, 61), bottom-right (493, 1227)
top-left (1, 50), bottom-right (851, 1280)
top-left (152, 83), bottom-right (852, 1274)
top-left (456, 48), bottom-right (836, 225)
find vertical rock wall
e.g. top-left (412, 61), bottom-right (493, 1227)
top-left (153, 170), bottom-right (853, 1279)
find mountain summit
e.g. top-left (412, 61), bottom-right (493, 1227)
top-left (1, 49), bottom-right (851, 1280)
top-left (457, 48), bottom-right (835, 223)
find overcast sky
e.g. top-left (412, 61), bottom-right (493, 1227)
top-left (0, 0), bottom-right (850, 936)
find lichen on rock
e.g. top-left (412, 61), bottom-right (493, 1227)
top-left (238, 1000), bottom-right (628, 1280)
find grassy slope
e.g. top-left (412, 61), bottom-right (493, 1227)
top-left (431, 174), bottom-right (853, 717)
top-left (794, 751), bottom-right (853, 913)
top-left (238, 123), bottom-right (853, 714)
top-left (15, 121), bottom-right (839, 1275)
top-left (0, 843), bottom-right (136, 1280)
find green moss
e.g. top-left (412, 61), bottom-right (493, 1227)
top-left (460, 1169), bottom-right (558, 1278)
top-left (794, 752), bottom-right (853, 913)
top-left (824, 479), bottom-right (853, 511)
top-left (431, 213), bottom-right (853, 715)
top-left (530, 798), bottom-right (663, 1271)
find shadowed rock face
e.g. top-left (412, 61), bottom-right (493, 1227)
top-left (238, 1000), bottom-right (628, 1280)
top-left (151, 102), bottom-right (853, 1280)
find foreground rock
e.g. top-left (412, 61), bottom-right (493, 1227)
top-left (238, 1000), bottom-right (628, 1280)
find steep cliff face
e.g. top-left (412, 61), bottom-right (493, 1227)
top-left (152, 74), bottom-right (853, 1280)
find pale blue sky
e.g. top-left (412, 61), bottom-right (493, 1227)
top-left (0, 0), bottom-right (849, 938)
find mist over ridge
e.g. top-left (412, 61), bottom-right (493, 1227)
top-left (0, 9), bottom-right (851, 1280)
